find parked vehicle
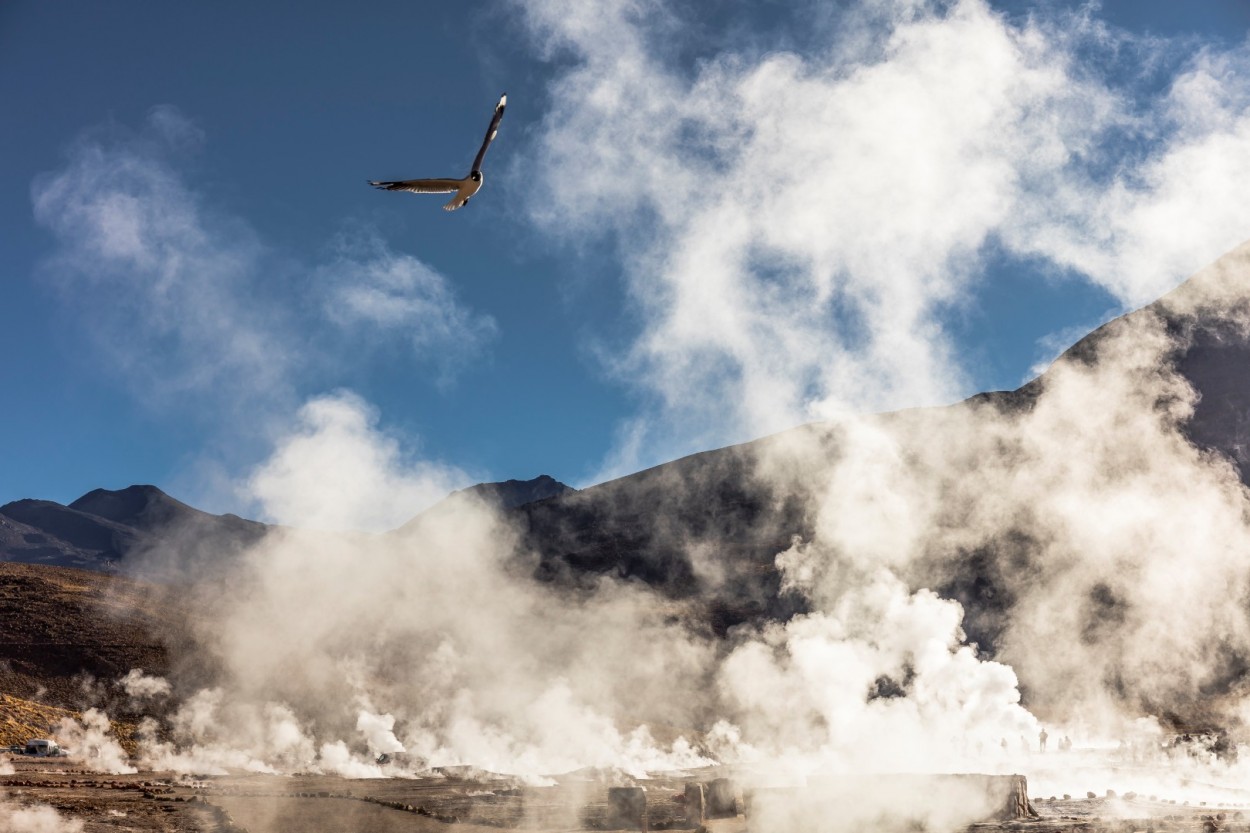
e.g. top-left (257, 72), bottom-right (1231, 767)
top-left (23, 739), bottom-right (66, 757)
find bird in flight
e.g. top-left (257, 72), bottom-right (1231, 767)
top-left (369, 94), bottom-right (507, 211)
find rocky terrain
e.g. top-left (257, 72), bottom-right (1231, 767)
top-left (2, 756), bottom-right (1246, 833)
top-left (0, 485), bottom-right (269, 577)
top-left (0, 561), bottom-right (180, 717)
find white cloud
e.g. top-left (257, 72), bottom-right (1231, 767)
top-left (321, 231), bottom-right (498, 383)
top-left (0, 796), bottom-right (83, 833)
top-left (998, 39), bottom-right (1250, 307)
top-left (32, 107), bottom-right (495, 412)
top-left (31, 106), bottom-right (293, 407)
top-left (245, 390), bottom-right (471, 531)
top-left (513, 0), bottom-right (1250, 468)
top-left (32, 108), bottom-right (498, 508)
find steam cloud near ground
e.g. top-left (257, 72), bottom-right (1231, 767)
top-left (27, 0), bottom-right (1250, 827)
top-left (0, 795), bottom-right (84, 833)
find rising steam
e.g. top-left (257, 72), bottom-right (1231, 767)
top-left (0, 795), bottom-right (84, 833)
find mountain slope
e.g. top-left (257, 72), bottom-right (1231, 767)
top-left (0, 477), bottom-right (572, 577)
top-left (0, 561), bottom-right (183, 713)
top-left (0, 485), bottom-right (268, 577)
top-left (70, 483), bottom-right (267, 540)
top-left (513, 432), bottom-right (822, 632)
top-left (507, 241), bottom-right (1250, 649)
top-left (0, 499), bottom-right (151, 570)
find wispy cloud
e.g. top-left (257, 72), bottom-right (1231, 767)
top-left (321, 230), bottom-right (498, 386)
top-left (31, 106), bottom-right (295, 410)
top-left (1006, 41), bottom-right (1250, 306)
top-left (31, 107), bottom-right (496, 518)
top-left (33, 108), bottom-right (497, 409)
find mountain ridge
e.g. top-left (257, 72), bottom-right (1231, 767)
top-left (0, 474), bottom-right (575, 575)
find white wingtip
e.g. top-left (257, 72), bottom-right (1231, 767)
top-left (499, 94), bottom-right (507, 108)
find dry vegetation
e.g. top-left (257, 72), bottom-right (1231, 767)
top-left (0, 692), bottom-right (76, 747)
top-left (0, 562), bottom-right (176, 758)
top-left (0, 561), bottom-right (181, 709)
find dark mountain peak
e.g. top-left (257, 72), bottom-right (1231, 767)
top-left (0, 498), bottom-right (148, 562)
top-left (68, 484), bottom-right (268, 539)
top-left (2, 485), bottom-right (270, 578)
top-left (69, 484), bottom-right (184, 528)
top-left (0, 498), bottom-right (56, 515)
top-left (395, 475), bottom-right (574, 534)
top-left (457, 474), bottom-right (574, 510)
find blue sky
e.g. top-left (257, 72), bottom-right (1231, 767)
top-left (4, 0), bottom-right (1250, 524)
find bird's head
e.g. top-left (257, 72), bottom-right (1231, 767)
top-left (471, 170), bottom-right (483, 183)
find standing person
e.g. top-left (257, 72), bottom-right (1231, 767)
top-left (1039, 728), bottom-right (1049, 752)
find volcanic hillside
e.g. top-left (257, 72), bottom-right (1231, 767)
top-left (510, 243), bottom-right (1250, 638)
top-left (0, 484), bottom-right (269, 576)
top-left (0, 477), bottom-right (573, 576)
top-left (0, 561), bottom-right (183, 715)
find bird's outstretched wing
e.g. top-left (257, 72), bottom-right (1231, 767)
top-left (471, 94), bottom-right (507, 173)
top-left (368, 178), bottom-right (461, 194)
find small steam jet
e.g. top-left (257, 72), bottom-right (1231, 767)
top-left (368, 93), bottom-right (507, 211)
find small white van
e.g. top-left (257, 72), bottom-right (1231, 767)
top-left (23, 739), bottom-right (63, 757)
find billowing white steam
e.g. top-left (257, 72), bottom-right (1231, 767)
top-left (715, 572), bottom-right (1035, 775)
top-left (119, 668), bottom-right (171, 701)
top-left (63, 242), bottom-right (1250, 823)
top-left (357, 707), bottom-right (405, 757)
top-left (0, 795), bottom-right (85, 833)
top-left (110, 377), bottom-right (1048, 782)
top-left (151, 456), bottom-right (721, 777)
top-left (245, 391), bottom-right (472, 531)
top-left (54, 708), bottom-right (136, 775)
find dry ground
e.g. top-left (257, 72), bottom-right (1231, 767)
top-left (0, 692), bottom-right (77, 747)
top-left (0, 692), bottom-right (141, 755)
top-left (0, 561), bottom-right (184, 711)
top-left (0, 756), bottom-right (701, 833)
top-left (6, 755), bottom-right (1250, 833)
